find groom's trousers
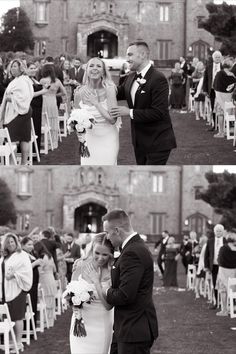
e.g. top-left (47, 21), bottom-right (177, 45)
top-left (135, 149), bottom-right (171, 165)
top-left (110, 340), bottom-right (154, 354)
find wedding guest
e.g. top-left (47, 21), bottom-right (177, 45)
top-left (62, 232), bottom-right (81, 282)
top-left (195, 235), bottom-right (208, 299)
top-left (0, 57), bottom-right (6, 104)
top-left (0, 59), bottom-right (34, 164)
top-left (213, 57), bottom-right (236, 138)
top-left (179, 234), bottom-right (192, 274)
top-left (0, 233), bottom-right (32, 352)
top-left (155, 230), bottom-right (169, 276)
top-left (40, 64), bottom-right (67, 149)
top-left (217, 229), bottom-right (236, 316)
top-left (56, 247), bottom-right (67, 291)
top-left (163, 236), bottom-right (180, 287)
top-left (192, 61), bottom-right (205, 120)
top-left (202, 50), bottom-right (223, 130)
top-left (21, 236), bottom-right (43, 325)
top-left (39, 229), bottom-right (59, 272)
top-left (61, 59), bottom-right (74, 112)
top-left (118, 62), bottom-right (130, 85)
top-left (204, 224), bottom-right (226, 309)
top-left (27, 61), bottom-right (49, 154)
top-left (38, 245), bottom-right (57, 327)
top-left (169, 62), bottom-right (185, 110)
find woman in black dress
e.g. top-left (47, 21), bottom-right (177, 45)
top-left (21, 237), bottom-right (43, 326)
top-left (27, 62), bottom-right (49, 154)
top-left (163, 236), bottom-right (180, 287)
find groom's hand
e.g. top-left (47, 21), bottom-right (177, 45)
top-left (110, 106), bottom-right (130, 117)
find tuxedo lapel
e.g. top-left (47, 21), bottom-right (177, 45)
top-left (134, 66), bottom-right (154, 108)
top-left (126, 72), bottom-right (136, 108)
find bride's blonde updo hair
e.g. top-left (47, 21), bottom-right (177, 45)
top-left (85, 232), bottom-right (114, 262)
top-left (82, 57), bottom-right (116, 89)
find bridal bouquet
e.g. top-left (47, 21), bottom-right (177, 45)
top-left (62, 278), bottom-right (95, 337)
top-left (67, 108), bottom-right (96, 158)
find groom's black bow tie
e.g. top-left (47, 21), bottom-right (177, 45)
top-left (134, 72), bottom-right (142, 80)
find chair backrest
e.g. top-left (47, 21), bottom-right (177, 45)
top-left (26, 293), bottom-right (34, 313)
top-left (42, 111), bottom-right (50, 127)
top-left (0, 127), bottom-right (9, 144)
top-left (224, 101), bottom-right (235, 116)
top-left (0, 303), bottom-right (12, 323)
top-left (228, 277), bottom-right (236, 293)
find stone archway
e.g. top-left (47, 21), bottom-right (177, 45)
top-left (87, 30), bottom-right (118, 58)
top-left (74, 202), bottom-right (107, 233)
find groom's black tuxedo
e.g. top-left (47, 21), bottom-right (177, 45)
top-left (117, 66), bottom-right (176, 164)
top-left (107, 234), bottom-right (158, 354)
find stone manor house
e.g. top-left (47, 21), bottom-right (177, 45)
top-left (20, 0), bottom-right (215, 63)
top-left (0, 166), bottom-right (216, 240)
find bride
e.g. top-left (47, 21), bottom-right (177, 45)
top-left (70, 233), bottom-right (114, 354)
top-left (74, 57), bottom-right (121, 165)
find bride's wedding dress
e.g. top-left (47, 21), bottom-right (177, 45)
top-left (70, 276), bottom-right (113, 354)
top-left (79, 100), bottom-right (120, 165)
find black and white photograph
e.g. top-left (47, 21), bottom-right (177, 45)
top-left (0, 0), bottom-right (236, 354)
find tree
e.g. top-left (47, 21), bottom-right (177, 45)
top-left (200, 170), bottom-right (236, 230)
top-left (0, 178), bottom-right (17, 226)
top-left (200, 2), bottom-right (236, 55)
top-left (0, 7), bottom-right (34, 52)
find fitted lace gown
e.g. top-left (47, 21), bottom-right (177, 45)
top-left (79, 100), bottom-right (120, 165)
top-left (70, 277), bottom-right (113, 354)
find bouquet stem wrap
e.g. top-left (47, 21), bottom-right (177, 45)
top-left (73, 307), bottom-right (87, 337)
top-left (76, 132), bottom-right (90, 158)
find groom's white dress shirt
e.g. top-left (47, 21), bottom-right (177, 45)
top-left (130, 62), bottom-right (152, 119)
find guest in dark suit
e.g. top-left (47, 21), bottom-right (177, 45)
top-left (103, 209), bottom-right (158, 354)
top-left (155, 230), bottom-right (170, 276)
top-left (204, 224), bottom-right (226, 309)
top-left (36, 229), bottom-right (59, 272)
top-left (202, 50), bottom-right (223, 130)
top-left (62, 232), bottom-right (81, 282)
top-left (70, 57), bottom-right (85, 84)
top-left (110, 41), bottom-right (176, 165)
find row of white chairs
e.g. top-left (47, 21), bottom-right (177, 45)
top-left (0, 279), bottom-right (64, 353)
top-left (0, 102), bottom-right (69, 165)
top-left (186, 264), bottom-right (236, 318)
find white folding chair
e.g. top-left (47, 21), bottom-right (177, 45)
top-left (22, 294), bottom-right (37, 345)
top-left (224, 101), bottom-right (235, 140)
top-left (0, 128), bottom-right (17, 165)
top-left (0, 303), bottom-right (19, 354)
top-left (36, 284), bottom-right (49, 332)
top-left (204, 272), bottom-right (215, 304)
top-left (28, 118), bottom-right (40, 164)
top-left (204, 96), bottom-right (212, 125)
top-left (186, 264), bottom-right (196, 290)
top-left (41, 112), bottom-right (54, 155)
top-left (227, 277), bottom-right (236, 318)
top-left (188, 89), bottom-right (195, 112)
top-left (58, 103), bottom-right (68, 138)
top-left (55, 279), bottom-right (63, 317)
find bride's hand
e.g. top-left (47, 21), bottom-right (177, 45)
top-left (84, 263), bottom-right (101, 284)
top-left (83, 88), bottom-right (98, 106)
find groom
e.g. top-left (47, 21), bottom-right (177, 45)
top-left (103, 209), bottom-right (158, 354)
top-left (110, 41), bottom-right (176, 165)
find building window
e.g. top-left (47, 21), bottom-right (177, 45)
top-left (157, 40), bottom-right (171, 60)
top-left (47, 170), bottom-right (53, 192)
top-left (109, 3), bottom-right (114, 14)
top-left (18, 171), bottom-right (31, 197)
top-left (63, 0), bottom-right (68, 21)
top-left (62, 38), bottom-right (69, 53)
top-left (194, 186), bottom-right (203, 200)
top-left (97, 168), bottom-right (104, 185)
top-left (152, 173), bottom-right (164, 193)
top-left (92, 0), bottom-right (97, 14)
top-left (46, 211), bottom-right (54, 227)
top-left (35, 2), bottom-right (48, 24)
top-left (196, 16), bottom-right (205, 28)
top-left (160, 5), bottom-right (169, 22)
top-left (18, 213), bottom-right (30, 231)
top-left (34, 40), bottom-right (46, 56)
top-left (150, 213), bottom-right (166, 234)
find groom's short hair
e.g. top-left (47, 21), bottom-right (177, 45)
top-left (102, 209), bottom-right (131, 231)
top-left (129, 41), bottom-right (150, 55)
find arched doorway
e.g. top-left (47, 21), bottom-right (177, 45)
top-left (87, 30), bottom-right (118, 58)
top-left (191, 41), bottom-right (209, 62)
top-left (184, 213), bottom-right (210, 235)
top-left (74, 203), bottom-right (107, 233)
